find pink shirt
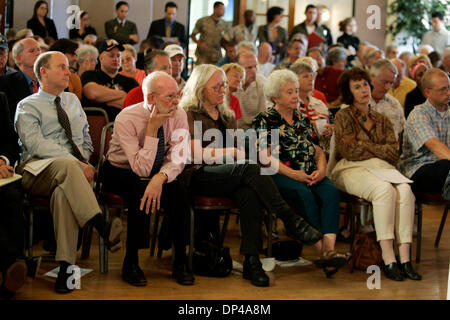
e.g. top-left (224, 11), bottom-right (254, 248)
top-left (107, 102), bottom-right (189, 182)
top-left (119, 69), bottom-right (147, 85)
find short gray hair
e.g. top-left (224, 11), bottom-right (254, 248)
top-left (12, 38), bottom-right (39, 65)
top-left (370, 58), bottom-right (398, 77)
top-left (144, 49), bottom-right (169, 72)
top-left (264, 70), bottom-right (298, 101)
top-left (366, 49), bottom-right (384, 63)
top-left (77, 44), bottom-right (99, 64)
top-left (33, 51), bottom-right (60, 85)
top-left (237, 41), bottom-right (257, 55)
top-left (141, 71), bottom-right (175, 106)
top-left (327, 47), bottom-right (347, 65)
top-left (290, 61), bottom-right (314, 75)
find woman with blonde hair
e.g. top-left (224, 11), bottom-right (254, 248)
top-left (119, 44), bottom-right (146, 85)
top-left (180, 64), bottom-right (322, 287)
top-left (221, 63), bottom-right (245, 123)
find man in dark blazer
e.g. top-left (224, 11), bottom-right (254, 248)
top-left (147, 2), bottom-right (187, 49)
top-left (0, 92), bottom-right (27, 300)
top-left (105, 1), bottom-right (139, 45)
top-left (0, 38), bottom-right (41, 123)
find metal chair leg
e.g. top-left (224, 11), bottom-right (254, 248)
top-left (220, 211), bottom-right (230, 247)
top-left (416, 203), bottom-right (423, 263)
top-left (99, 204), bottom-right (109, 274)
top-left (150, 211), bottom-right (161, 256)
top-left (267, 211), bottom-right (273, 257)
top-left (28, 205), bottom-right (34, 258)
top-left (188, 206), bottom-right (195, 271)
top-left (434, 204), bottom-right (448, 248)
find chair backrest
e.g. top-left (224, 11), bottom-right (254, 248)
top-left (96, 122), bottom-right (114, 194)
top-left (326, 132), bottom-right (338, 179)
top-left (84, 107), bottom-right (109, 167)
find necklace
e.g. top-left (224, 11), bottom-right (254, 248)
top-left (362, 115), bottom-right (368, 122)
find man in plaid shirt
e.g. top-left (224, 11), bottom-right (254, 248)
top-left (399, 68), bottom-right (449, 196)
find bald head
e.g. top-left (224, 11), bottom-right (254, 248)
top-left (142, 71), bottom-right (179, 109)
top-left (421, 68), bottom-right (449, 90)
top-left (421, 68), bottom-right (450, 109)
top-left (258, 42), bottom-right (273, 64)
top-left (12, 38), bottom-right (41, 71)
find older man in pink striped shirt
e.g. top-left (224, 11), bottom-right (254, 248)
top-left (102, 71), bottom-right (193, 287)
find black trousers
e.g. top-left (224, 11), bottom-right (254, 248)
top-left (0, 180), bottom-right (24, 273)
top-left (102, 161), bottom-right (190, 261)
top-left (190, 162), bottom-right (296, 256)
top-left (411, 159), bottom-right (450, 195)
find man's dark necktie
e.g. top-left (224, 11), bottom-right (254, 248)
top-left (54, 96), bottom-right (86, 162)
top-left (149, 126), bottom-right (165, 177)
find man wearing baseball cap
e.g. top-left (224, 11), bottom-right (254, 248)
top-left (164, 43), bottom-right (186, 90)
top-left (81, 39), bottom-right (138, 120)
top-left (0, 35), bottom-right (16, 76)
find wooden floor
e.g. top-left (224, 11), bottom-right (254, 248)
top-left (14, 204), bottom-right (449, 300)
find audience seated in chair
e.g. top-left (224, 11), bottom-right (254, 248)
top-left (180, 64), bottom-right (322, 287)
top-left (253, 70), bottom-right (345, 278)
top-left (331, 67), bottom-right (421, 282)
top-left (123, 49), bottom-right (172, 108)
top-left (369, 59), bottom-right (406, 141)
top-left (14, 51), bottom-right (123, 294)
top-left (49, 38), bottom-right (83, 100)
top-left (81, 39), bottom-right (138, 121)
top-left (0, 38), bottom-right (41, 123)
top-left (0, 92), bottom-right (27, 300)
top-left (235, 52), bottom-right (268, 129)
top-left (399, 68), bottom-right (450, 197)
top-left (290, 61), bottom-right (333, 156)
top-left (102, 71), bottom-right (193, 287)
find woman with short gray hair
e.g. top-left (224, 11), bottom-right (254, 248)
top-left (254, 70), bottom-right (345, 278)
top-left (290, 61), bottom-right (333, 155)
top-left (76, 44), bottom-right (98, 77)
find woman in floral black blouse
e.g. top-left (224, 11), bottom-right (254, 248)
top-left (253, 70), bottom-right (346, 277)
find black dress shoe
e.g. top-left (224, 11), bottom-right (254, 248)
top-left (172, 264), bottom-right (194, 286)
top-left (382, 262), bottom-right (404, 281)
top-left (122, 263), bottom-right (147, 287)
top-left (243, 256), bottom-right (269, 287)
top-left (55, 267), bottom-right (75, 294)
top-left (400, 262), bottom-right (422, 280)
top-left (284, 215), bottom-right (323, 245)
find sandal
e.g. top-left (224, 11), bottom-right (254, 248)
top-left (314, 250), bottom-right (348, 278)
top-left (105, 217), bottom-right (123, 252)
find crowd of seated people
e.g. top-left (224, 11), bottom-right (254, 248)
top-left (1, 0), bottom-right (449, 299)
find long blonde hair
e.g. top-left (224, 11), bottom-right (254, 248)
top-left (180, 64), bottom-right (234, 119)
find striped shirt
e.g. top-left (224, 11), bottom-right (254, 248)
top-left (399, 99), bottom-right (449, 178)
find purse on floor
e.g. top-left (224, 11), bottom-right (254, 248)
top-left (348, 232), bottom-right (382, 272)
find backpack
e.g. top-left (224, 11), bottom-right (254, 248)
top-left (348, 232), bottom-right (382, 272)
top-left (192, 238), bottom-right (232, 277)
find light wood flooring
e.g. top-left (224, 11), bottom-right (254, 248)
top-left (14, 204), bottom-right (449, 300)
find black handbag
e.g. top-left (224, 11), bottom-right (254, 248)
top-left (193, 234), bottom-right (232, 278)
top-left (271, 240), bottom-right (303, 261)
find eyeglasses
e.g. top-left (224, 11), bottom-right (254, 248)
top-left (210, 82), bottom-right (228, 92)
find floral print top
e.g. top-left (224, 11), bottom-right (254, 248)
top-left (253, 106), bottom-right (319, 174)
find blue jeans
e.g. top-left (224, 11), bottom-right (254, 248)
top-left (272, 174), bottom-right (340, 234)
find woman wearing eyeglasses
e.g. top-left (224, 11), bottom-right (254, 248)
top-left (180, 64), bottom-right (322, 287)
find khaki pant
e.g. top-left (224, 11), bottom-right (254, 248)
top-left (331, 158), bottom-right (415, 244)
top-left (20, 158), bottom-right (101, 265)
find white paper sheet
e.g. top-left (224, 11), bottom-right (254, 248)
top-left (24, 158), bottom-right (57, 176)
top-left (366, 168), bottom-right (413, 184)
top-left (43, 266), bottom-right (93, 278)
top-left (0, 174), bottom-right (22, 187)
top-left (275, 257), bottom-right (312, 267)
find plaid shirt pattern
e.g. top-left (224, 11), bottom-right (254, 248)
top-left (399, 100), bottom-right (449, 178)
